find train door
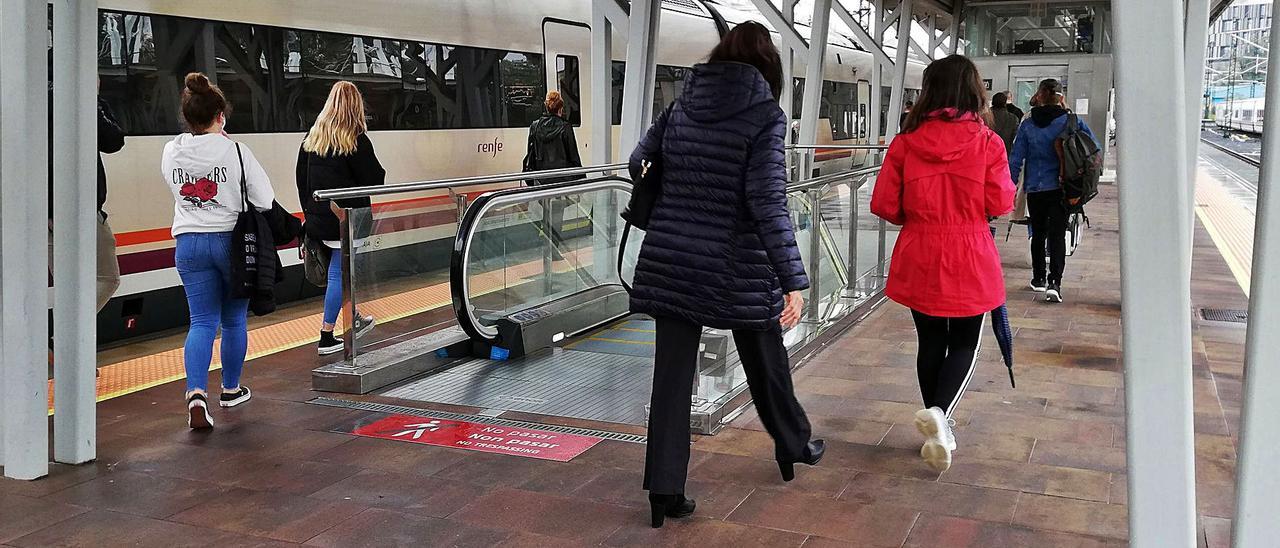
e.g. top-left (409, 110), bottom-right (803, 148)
top-left (857, 80), bottom-right (871, 143)
top-left (1008, 65), bottom-right (1068, 112)
top-left (542, 20), bottom-right (592, 140)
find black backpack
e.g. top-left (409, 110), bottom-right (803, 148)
top-left (1054, 113), bottom-right (1102, 211)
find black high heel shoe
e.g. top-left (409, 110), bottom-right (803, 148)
top-left (648, 493), bottom-right (696, 528)
top-left (778, 439), bottom-right (826, 482)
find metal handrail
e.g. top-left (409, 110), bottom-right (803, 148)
top-left (787, 144), bottom-right (888, 150)
top-left (314, 162), bottom-right (629, 201)
top-left (786, 164), bottom-right (882, 193)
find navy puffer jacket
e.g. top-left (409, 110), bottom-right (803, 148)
top-left (628, 62), bottom-right (809, 331)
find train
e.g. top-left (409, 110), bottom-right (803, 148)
top-left (85, 0), bottom-right (926, 344)
top-left (1214, 96), bottom-right (1265, 134)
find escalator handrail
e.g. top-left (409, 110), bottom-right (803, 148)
top-left (450, 176), bottom-right (636, 343)
top-left (786, 163), bottom-right (882, 193)
top-left (315, 162), bottom-right (629, 202)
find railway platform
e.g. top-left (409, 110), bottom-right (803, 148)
top-left (0, 184), bottom-right (1246, 547)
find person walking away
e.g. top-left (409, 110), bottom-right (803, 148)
top-left (1008, 79), bottom-right (1098, 303)
top-left (161, 73), bottom-right (274, 428)
top-left (870, 55), bottom-right (1015, 472)
top-left (989, 93), bottom-right (1019, 153)
top-left (296, 81), bottom-right (383, 355)
top-left (523, 90), bottom-right (583, 262)
top-left (1003, 92), bottom-right (1025, 119)
top-left (899, 100), bottom-right (914, 128)
top-left (629, 22), bottom-right (825, 528)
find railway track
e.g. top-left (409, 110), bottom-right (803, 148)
top-left (1200, 136), bottom-right (1262, 168)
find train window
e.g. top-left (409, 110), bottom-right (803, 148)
top-left (823, 81), bottom-right (858, 140)
top-left (557, 55), bottom-right (582, 126)
top-left (98, 13), bottom-right (200, 135)
top-left (611, 61), bottom-right (625, 125)
top-left (793, 78), bottom-right (805, 119)
top-left (214, 23), bottom-right (280, 134)
top-left (498, 51), bottom-right (547, 128)
top-left (653, 65), bottom-right (690, 121)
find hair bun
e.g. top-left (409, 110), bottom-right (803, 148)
top-left (185, 72), bottom-right (211, 93)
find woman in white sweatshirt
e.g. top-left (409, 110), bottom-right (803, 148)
top-left (161, 73), bottom-right (274, 429)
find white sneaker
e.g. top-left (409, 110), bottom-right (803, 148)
top-left (187, 393), bottom-right (214, 429)
top-left (914, 407), bottom-right (954, 472)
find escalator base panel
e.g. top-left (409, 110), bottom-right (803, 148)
top-left (380, 348), bottom-right (653, 426)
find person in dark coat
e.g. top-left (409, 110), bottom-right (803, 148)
top-left (523, 91), bottom-right (583, 261)
top-left (1002, 92), bottom-right (1025, 119)
top-left (296, 81), bottom-right (384, 355)
top-left (628, 21), bottom-right (825, 528)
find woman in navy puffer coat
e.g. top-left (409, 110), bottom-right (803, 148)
top-left (629, 22), bottom-right (825, 528)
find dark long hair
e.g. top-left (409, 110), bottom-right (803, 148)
top-left (901, 55), bottom-right (989, 133)
top-left (708, 21), bottom-right (783, 100)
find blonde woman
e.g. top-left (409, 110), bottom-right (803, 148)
top-left (295, 81), bottom-right (385, 355)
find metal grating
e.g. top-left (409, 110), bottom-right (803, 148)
top-left (1201, 308), bottom-right (1249, 324)
top-left (308, 397), bottom-right (647, 443)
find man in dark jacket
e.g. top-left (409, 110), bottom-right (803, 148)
top-left (95, 98), bottom-right (125, 312)
top-left (1002, 92), bottom-right (1025, 119)
top-left (989, 92), bottom-right (1020, 153)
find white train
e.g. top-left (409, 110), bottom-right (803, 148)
top-left (88, 0), bottom-right (925, 343)
top-left (1214, 96), bottom-right (1265, 134)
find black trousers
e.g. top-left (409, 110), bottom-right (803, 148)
top-left (1027, 189), bottom-right (1068, 284)
top-left (911, 310), bottom-right (984, 418)
top-left (644, 316), bottom-right (812, 495)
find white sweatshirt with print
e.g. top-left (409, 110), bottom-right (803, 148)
top-left (161, 133), bottom-right (275, 236)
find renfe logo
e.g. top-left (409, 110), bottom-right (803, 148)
top-left (477, 137), bottom-right (503, 158)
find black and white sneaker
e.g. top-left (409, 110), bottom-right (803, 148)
top-left (318, 331), bottom-right (344, 356)
top-left (353, 314), bottom-right (376, 339)
top-left (220, 386), bottom-right (252, 408)
top-left (1030, 278), bottom-right (1047, 292)
top-left (187, 393), bottom-right (214, 429)
top-left (1046, 282), bottom-right (1063, 303)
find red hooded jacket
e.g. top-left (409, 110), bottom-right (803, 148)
top-left (871, 111), bottom-right (1016, 317)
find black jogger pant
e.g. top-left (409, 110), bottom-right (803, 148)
top-left (644, 316), bottom-right (812, 495)
top-left (911, 310), bottom-right (985, 418)
top-left (1027, 189), bottom-right (1068, 284)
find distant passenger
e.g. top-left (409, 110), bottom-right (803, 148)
top-left (162, 73), bottom-right (275, 428)
top-left (870, 54), bottom-right (1015, 472)
top-left (1008, 78), bottom-right (1098, 303)
top-left (1003, 92), bottom-right (1025, 119)
top-left (523, 90), bottom-right (583, 261)
top-left (989, 92), bottom-right (1020, 153)
top-left (296, 81), bottom-right (384, 356)
top-left (629, 21), bottom-right (824, 528)
top-left (899, 100), bottom-right (914, 128)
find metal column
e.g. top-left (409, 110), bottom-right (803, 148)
top-left (619, 0), bottom-right (661, 157)
top-left (52, 0), bottom-right (99, 465)
top-left (884, 0), bottom-right (913, 142)
top-left (780, 0), bottom-right (796, 132)
top-left (1113, 0), bottom-right (1198, 546)
top-left (797, 0), bottom-right (832, 148)
top-left (1183, 0), bottom-right (1209, 260)
top-left (0, 0), bottom-right (52, 480)
top-left (1231, 8), bottom-right (1280, 545)
top-left (591, 0), bottom-right (623, 283)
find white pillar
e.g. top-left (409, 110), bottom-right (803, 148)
top-left (884, 0), bottom-right (913, 142)
top-left (1184, 0), bottom-right (1209, 264)
top-left (868, 2), bottom-right (884, 146)
top-left (1232, 7), bottom-right (1280, 545)
top-left (1113, 0), bottom-right (1198, 546)
top-left (797, 0), bottom-right (832, 146)
top-left (780, 0), bottom-right (796, 137)
top-left (1, 0), bottom-right (52, 480)
top-left (590, 2), bottom-right (615, 166)
top-left (619, 0), bottom-right (661, 157)
top-left (51, 0), bottom-right (99, 465)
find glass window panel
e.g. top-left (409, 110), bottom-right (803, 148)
top-left (557, 55), bottom-right (582, 126)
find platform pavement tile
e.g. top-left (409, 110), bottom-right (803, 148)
top-left (198, 456), bottom-right (363, 497)
top-left (451, 488), bottom-right (632, 543)
top-left (902, 513), bottom-right (1126, 548)
top-left (97, 435), bottom-right (246, 481)
top-left (430, 451), bottom-right (602, 493)
top-left (795, 364), bottom-right (911, 384)
top-left (168, 488), bottom-right (367, 543)
top-left (879, 423), bottom-right (1038, 464)
top-left (724, 489), bottom-right (919, 546)
top-left (570, 467), bottom-right (755, 521)
top-left (0, 463), bottom-right (109, 498)
top-left (1043, 400), bottom-right (1126, 423)
top-left (1029, 440), bottom-right (1127, 474)
top-left (605, 516), bottom-right (809, 547)
top-left (1196, 480), bottom-right (1236, 520)
top-left (7, 509), bottom-right (290, 548)
top-left (1014, 493), bottom-right (1128, 539)
top-left (562, 439), bottom-right (648, 471)
top-left (813, 438), bottom-right (943, 481)
top-left (216, 397), bottom-right (367, 431)
top-left (964, 411), bottom-right (1116, 447)
top-left (799, 415), bottom-right (895, 446)
top-left (41, 469), bottom-right (231, 519)
top-left (940, 459), bottom-right (1112, 502)
top-left (796, 393), bottom-right (925, 425)
top-left (171, 420), bottom-right (356, 461)
top-left (838, 472), bottom-right (1020, 523)
top-left (302, 507), bottom-right (509, 548)
top-left (308, 469), bottom-right (487, 519)
top-left (1109, 474), bottom-right (1128, 506)
top-left (495, 532), bottom-right (601, 548)
top-left (307, 436), bottom-right (473, 477)
top-left (686, 450), bottom-right (854, 498)
top-left (0, 493), bottom-right (89, 544)
top-left (1201, 516), bottom-right (1232, 548)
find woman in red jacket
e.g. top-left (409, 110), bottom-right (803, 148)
top-left (871, 55), bottom-right (1015, 472)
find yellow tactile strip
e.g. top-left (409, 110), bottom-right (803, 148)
top-left (1195, 167), bottom-right (1255, 296)
top-left (48, 247), bottom-right (597, 413)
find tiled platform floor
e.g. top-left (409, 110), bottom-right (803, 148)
top-left (2, 185), bottom-right (1245, 547)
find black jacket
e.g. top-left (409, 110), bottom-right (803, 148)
top-left (295, 133), bottom-right (386, 242)
top-left (1006, 103), bottom-right (1025, 120)
top-left (48, 99), bottom-right (124, 219)
top-left (522, 113), bottom-right (583, 184)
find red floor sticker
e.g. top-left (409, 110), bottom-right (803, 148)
top-left (352, 414), bottom-right (602, 462)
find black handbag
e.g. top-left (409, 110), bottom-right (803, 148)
top-left (622, 103), bottom-right (674, 230)
top-left (230, 143), bottom-right (280, 315)
top-left (301, 233), bottom-right (331, 288)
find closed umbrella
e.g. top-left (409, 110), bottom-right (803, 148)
top-left (991, 304), bottom-right (1015, 388)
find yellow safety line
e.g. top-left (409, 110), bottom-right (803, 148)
top-left (1194, 169), bottom-right (1254, 296)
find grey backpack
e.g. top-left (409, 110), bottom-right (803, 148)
top-left (1054, 113), bottom-right (1101, 211)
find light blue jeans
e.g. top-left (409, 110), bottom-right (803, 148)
top-left (323, 248), bottom-right (343, 326)
top-left (175, 232), bottom-right (249, 393)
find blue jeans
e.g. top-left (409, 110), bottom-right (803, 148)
top-left (175, 232), bottom-right (249, 393)
top-left (323, 248), bottom-right (343, 326)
